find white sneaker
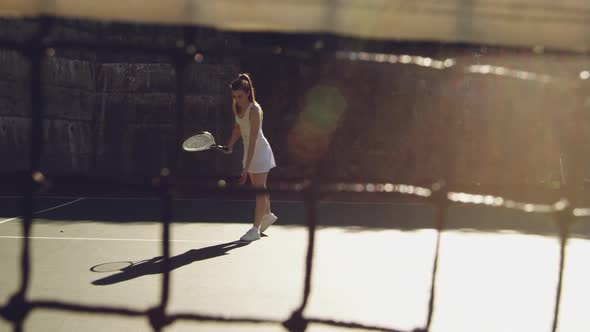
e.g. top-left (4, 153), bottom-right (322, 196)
top-left (260, 213), bottom-right (278, 233)
top-left (240, 227), bottom-right (260, 242)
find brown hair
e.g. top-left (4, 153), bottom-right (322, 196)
top-left (230, 73), bottom-right (255, 103)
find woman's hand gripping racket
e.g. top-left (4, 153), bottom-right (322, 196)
top-left (182, 131), bottom-right (230, 154)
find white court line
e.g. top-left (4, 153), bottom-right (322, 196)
top-left (0, 195), bottom-right (425, 205)
top-left (0, 196), bottom-right (82, 199)
top-left (0, 196), bottom-right (89, 200)
top-left (0, 198), bottom-right (85, 225)
top-left (102, 197), bottom-right (426, 205)
top-left (0, 235), bottom-right (227, 243)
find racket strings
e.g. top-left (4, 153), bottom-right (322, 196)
top-left (184, 134), bottom-right (215, 150)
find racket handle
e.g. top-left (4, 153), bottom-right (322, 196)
top-left (215, 145), bottom-right (231, 154)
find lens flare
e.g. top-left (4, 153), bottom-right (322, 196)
top-left (288, 85), bottom-right (347, 161)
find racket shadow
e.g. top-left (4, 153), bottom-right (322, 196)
top-left (91, 241), bottom-right (249, 286)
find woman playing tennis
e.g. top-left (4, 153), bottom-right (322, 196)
top-left (227, 73), bottom-right (277, 241)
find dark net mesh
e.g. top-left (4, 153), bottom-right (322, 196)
top-left (0, 15), bottom-right (589, 332)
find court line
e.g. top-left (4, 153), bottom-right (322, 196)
top-left (0, 198), bottom-right (85, 225)
top-left (0, 196), bottom-right (84, 199)
top-left (0, 235), bottom-right (228, 243)
top-left (0, 195), bottom-right (426, 205)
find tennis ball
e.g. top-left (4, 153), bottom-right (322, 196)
top-left (217, 179), bottom-right (227, 188)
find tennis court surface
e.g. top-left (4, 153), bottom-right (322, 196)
top-left (2, 195), bottom-right (590, 332)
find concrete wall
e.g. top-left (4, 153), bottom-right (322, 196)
top-left (0, 19), bottom-right (243, 180)
top-left (1, 19), bottom-right (589, 186)
top-left (244, 49), bottom-right (590, 185)
top-left (0, 49), bottom-right (31, 171)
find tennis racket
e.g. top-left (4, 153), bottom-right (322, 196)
top-left (182, 131), bottom-right (229, 153)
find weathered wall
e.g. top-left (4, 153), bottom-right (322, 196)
top-left (1, 18), bottom-right (589, 186)
top-left (246, 50), bottom-right (590, 184)
top-left (0, 19), bottom-right (243, 180)
top-left (0, 49), bottom-right (30, 171)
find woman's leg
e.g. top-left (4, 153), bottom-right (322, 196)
top-left (248, 172), bottom-right (270, 229)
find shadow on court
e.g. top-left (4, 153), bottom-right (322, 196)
top-left (91, 241), bottom-right (250, 286)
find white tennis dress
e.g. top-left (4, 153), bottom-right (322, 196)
top-left (234, 102), bottom-right (276, 173)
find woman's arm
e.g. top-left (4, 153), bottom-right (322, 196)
top-left (227, 101), bottom-right (241, 152)
top-left (227, 123), bottom-right (241, 152)
top-left (243, 105), bottom-right (261, 172)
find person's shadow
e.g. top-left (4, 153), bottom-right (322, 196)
top-left (91, 241), bottom-right (249, 286)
